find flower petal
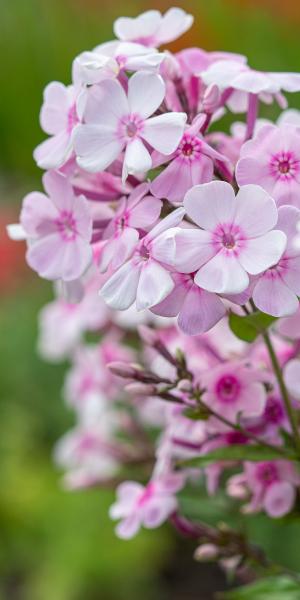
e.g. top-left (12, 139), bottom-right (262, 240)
top-left (123, 138), bottom-right (152, 180)
top-left (151, 274), bottom-right (188, 317)
top-left (195, 251), bottom-right (249, 294)
top-left (34, 131), bottom-right (72, 170)
top-left (142, 113), bottom-right (187, 155)
top-left (184, 181), bottom-right (237, 230)
top-left (284, 359), bottom-right (300, 400)
top-left (264, 481), bottom-right (295, 518)
top-left (178, 285), bottom-right (225, 335)
top-left (40, 81), bottom-right (70, 135)
top-left (151, 158), bottom-right (193, 204)
top-left (136, 260), bottom-right (174, 310)
top-left (253, 275), bottom-right (299, 317)
top-left (128, 71), bottom-right (165, 119)
top-left (84, 79), bottom-right (129, 125)
top-left (128, 195), bottom-right (162, 229)
top-left (235, 185), bottom-right (278, 236)
top-left (74, 124), bottom-right (123, 172)
top-left (239, 231), bottom-right (287, 275)
top-left (174, 228), bottom-right (215, 273)
top-left (100, 260), bottom-right (141, 310)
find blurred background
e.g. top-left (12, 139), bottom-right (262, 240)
top-left (1, 1), bottom-right (300, 598)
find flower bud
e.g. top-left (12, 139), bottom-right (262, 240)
top-left (194, 543), bottom-right (218, 561)
top-left (107, 362), bottom-right (137, 378)
top-left (177, 379), bottom-right (192, 392)
top-left (125, 382), bottom-right (157, 396)
top-left (202, 84), bottom-right (221, 113)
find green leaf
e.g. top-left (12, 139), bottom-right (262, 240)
top-left (183, 406), bottom-right (210, 420)
top-left (229, 311), bottom-right (277, 343)
top-left (220, 576), bottom-right (300, 599)
top-left (178, 444), bottom-right (296, 469)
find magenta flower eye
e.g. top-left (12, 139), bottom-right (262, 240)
top-left (216, 375), bottom-right (241, 403)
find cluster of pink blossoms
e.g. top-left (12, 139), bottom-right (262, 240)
top-left (11, 6), bottom-right (300, 569)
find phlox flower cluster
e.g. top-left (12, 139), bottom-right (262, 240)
top-left (11, 6), bottom-right (300, 570)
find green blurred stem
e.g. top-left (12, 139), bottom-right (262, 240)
top-left (197, 398), bottom-right (290, 459)
top-left (262, 329), bottom-right (300, 456)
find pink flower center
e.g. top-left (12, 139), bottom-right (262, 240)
top-left (263, 397), bottom-right (284, 424)
top-left (222, 232), bottom-right (236, 249)
top-left (269, 151), bottom-right (300, 181)
top-left (116, 54), bottom-right (127, 69)
top-left (256, 462), bottom-right (279, 487)
top-left (176, 134), bottom-right (202, 162)
top-left (226, 431), bottom-right (248, 445)
top-left (138, 482), bottom-right (156, 506)
top-left (77, 434), bottom-right (98, 454)
top-left (213, 223), bottom-right (245, 254)
top-left (120, 114), bottom-right (144, 141)
top-left (138, 242), bottom-right (151, 261)
top-left (56, 211), bottom-right (77, 241)
top-left (215, 374), bottom-right (241, 403)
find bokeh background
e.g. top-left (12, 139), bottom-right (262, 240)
top-left (1, 1), bottom-right (300, 598)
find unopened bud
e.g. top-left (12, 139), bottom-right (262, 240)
top-left (107, 362), bottom-right (137, 378)
top-left (194, 543), bottom-right (218, 561)
top-left (161, 51), bottom-right (182, 80)
top-left (202, 84), bottom-right (221, 113)
top-left (219, 555), bottom-right (242, 574)
top-left (125, 382), bottom-right (157, 396)
top-left (177, 379), bottom-right (192, 392)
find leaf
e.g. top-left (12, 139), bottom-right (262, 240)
top-left (229, 311), bottom-right (277, 343)
top-left (219, 575), bottom-right (300, 599)
top-left (183, 406), bottom-right (210, 420)
top-left (178, 444), bottom-right (296, 469)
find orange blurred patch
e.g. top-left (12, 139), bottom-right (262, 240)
top-left (228, 0), bottom-right (300, 23)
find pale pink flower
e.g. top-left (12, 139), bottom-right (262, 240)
top-left (253, 206), bottom-right (300, 317)
top-left (156, 405), bottom-right (206, 462)
top-left (34, 82), bottom-right (82, 170)
top-left (173, 181), bottom-right (286, 295)
top-left (73, 71), bottom-right (186, 181)
top-left (241, 461), bottom-right (300, 518)
top-left (236, 124), bottom-right (300, 207)
top-left (151, 272), bottom-right (225, 336)
top-left (201, 60), bottom-right (300, 110)
top-left (55, 423), bottom-right (119, 489)
top-left (63, 340), bottom-right (134, 422)
top-left (277, 306), bottom-right (300, 340)
top-left (113, 8), bottom-right (193, 47)
top-left (284, 359), bottom-right (300, 400)
top-left (109, 474), bottom-right (184, 539)
top-left (100, 207), bottom-right (185, 311)
top-left (20, 171), bottom-right (93, 281)
top-left (201, 362), bottom-right (267, 422)
top-left (37, 273), bottom-right (110, 361)
top-left (73, 41), bottom-right (165, 86)
top-left (61, 158), bottom-right (131, 202)
top-left (98, 183), bottom-right (162, 273)
top-left (150, 119), bottom-right (228, 203)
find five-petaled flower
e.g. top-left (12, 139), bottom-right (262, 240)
top-left (73, 71), bottom-right (187, 181)
top-left (172, 181), bottom-right (286, 295)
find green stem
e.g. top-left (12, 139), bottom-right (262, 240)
top-left (262, 329), bottom-right (300, 456)
top-left (198, 398), bottom-right (290, 459)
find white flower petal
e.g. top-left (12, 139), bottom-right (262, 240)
top-left (239, 231), bottom-right (287, 275)
top-left (142, 113), bottom-right (187, 155)
top-left (128, 72), bottom-right (165, 118)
